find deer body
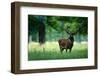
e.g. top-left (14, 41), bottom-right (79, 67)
top-left (58, 35), bottom-right (74, 53)
top-left (58, 24), bottom-right (81, 53)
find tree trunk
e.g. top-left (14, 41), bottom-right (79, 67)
top-left (39, 23), bottom-right (45, 44)
top-left (38, 16), bottom-right (46, 44)
top-left (76, 33), bottom-right (81, 42)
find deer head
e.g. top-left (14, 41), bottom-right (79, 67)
top-left (65, 23), bottom-right (81, 42)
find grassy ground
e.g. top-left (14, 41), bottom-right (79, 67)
top-left (28, 42), bottom-right (88, 61)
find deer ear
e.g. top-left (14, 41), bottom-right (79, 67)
top-left (72, 33), bottom-right (75, 35)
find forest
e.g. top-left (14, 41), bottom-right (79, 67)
top-left (28, 15), bottom-right (88, 60)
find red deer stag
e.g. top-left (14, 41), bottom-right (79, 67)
top-left (58, 27), bottom-right (80, 53)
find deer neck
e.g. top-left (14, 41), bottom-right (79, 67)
top-left (69, 36), bottom-right (74, 42)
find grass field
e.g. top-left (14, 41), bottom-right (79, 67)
top-left (28, 42), bottom-right (88, 61)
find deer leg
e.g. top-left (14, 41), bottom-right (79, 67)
top-left (66, 48), bottom-right (67, 53)
top-left (60, 48), bottom-right (64, 53)
top-left (69, 48), bottom-right (72, 52)
top-left (59, 47), bottom-right (62, 51)
top-left (59, 47), bottom-right (62, 52)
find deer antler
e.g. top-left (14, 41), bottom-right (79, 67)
top-left (72, 23), bottom-right (82, 35)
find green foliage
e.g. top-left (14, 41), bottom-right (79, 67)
top-left (28, 15), bottom-right (88, 42)
top-left (46, 16), bottom-right (88, 35)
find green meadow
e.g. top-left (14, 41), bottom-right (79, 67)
top-left (28, 42), bottom-right (88, 61)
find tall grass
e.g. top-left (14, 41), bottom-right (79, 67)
top-left (28, 42), bottom-right (88, 61)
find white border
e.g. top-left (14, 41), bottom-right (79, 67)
top-left (20, 6), bottom-right (95, 70)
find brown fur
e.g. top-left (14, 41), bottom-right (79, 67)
top-left (58, 39), bottom-right (73, 53)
